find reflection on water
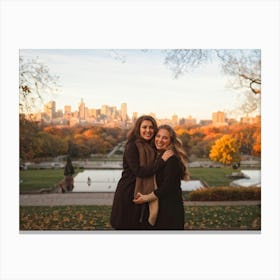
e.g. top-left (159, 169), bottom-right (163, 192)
top-left (73, 170), bottom-right (122, 192)
top-left (73, 170), bottom-right (205, 192)
top-left (72, 169), bottom-right (261, 192)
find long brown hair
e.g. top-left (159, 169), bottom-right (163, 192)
top-left (157, 124), bottom-right (190, 180)
top-left (126, 115), bottom-right (158, 143)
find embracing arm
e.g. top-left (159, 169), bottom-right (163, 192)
top-left (125, 142), bottom-right (172, 178)
top-left (133, 191), bottom-right (157, 204)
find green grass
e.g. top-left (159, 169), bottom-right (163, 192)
top-left (20, 169), bottom-right (64, 191)
top-left (189, 167), bottom-right (235, 186)
top-left (20, 205), bottom-right (261, 231)
top-left (20, 169), bottom-right (83, 192)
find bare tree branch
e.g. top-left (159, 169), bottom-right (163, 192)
top-left (19, 56), bottom-right (60, 113)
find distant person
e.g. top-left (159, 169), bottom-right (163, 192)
top-left (87, 177), bottom-right (92, 186)
top-left (61, 156), bottom-right (75, 192)
top-left (110, 115), bottom-right (173, 230)
top-left (133, 124), bottom-right (189, 230)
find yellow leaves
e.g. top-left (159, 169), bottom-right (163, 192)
top-left (76, 213), bottom-right (84, 222)
top-left (20, 206), bottom-right (112, 231)
top-left (209, 135), bottom-right (240, 165)
top-left (63, 216), bottom-right (70, 223)
top-left (20, 205), bottom-right (261, 231)
top-left (184, 205), bottom-right (261, 230)
top-left (175, 128), bottom-right (187, 136)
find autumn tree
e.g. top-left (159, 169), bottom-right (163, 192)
top-left (252, 124), bottom-right (261, 156)
top-left (20, 116), bottom-right (41, 160)
top-left (209, 135), bottom-right (241, 165)
top-left (36, 132), bottom-right (68, 157)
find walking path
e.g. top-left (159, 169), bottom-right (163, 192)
top-left (20, 193), bottom-right (261, 207)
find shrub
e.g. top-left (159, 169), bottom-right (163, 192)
top-left (188, 186), bottom-right (261, 201)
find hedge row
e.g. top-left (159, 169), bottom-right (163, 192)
top-left (188, 186), bottom-right (261, 201)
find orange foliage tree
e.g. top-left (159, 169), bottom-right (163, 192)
top-left (209, 135), bottom-right (241, 165)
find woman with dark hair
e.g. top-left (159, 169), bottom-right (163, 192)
top-left (110, 116), bottom-right (173, 230)
top-left (133, 124), bottom-right (189, 230)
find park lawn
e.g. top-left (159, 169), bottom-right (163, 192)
top-left (20, 205), bottom-right (261, 231)
top-left (20, 167), bottom-right (237, 192)
top-left (20, 169), bottom-right (64, 191)
top-left (20, 169), bottom-right (83, 192)
top-left (189, 167), bottom-right (234, 186)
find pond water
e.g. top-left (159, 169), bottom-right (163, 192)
top-left (72, 169), bottom-right (205, 192)
top-left (72, 170), bottom-right (122, 192)
top-left (71, 169), bottom-right (261, 192)
top-left (230, 170), bottom-right (261, 187)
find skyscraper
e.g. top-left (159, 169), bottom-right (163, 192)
top-left (44, 100), bottom-right (56, 120)
top-left (78, 98), bottom-right (86, 120)
top-left (121, 103), bottom-right (127, 121)
top-left (64, 105), bottom-right (72, 120)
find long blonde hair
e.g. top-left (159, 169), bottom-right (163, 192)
top-left (157, 124), bottom-right (190, 180)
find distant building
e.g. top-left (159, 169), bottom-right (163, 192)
top-left (88, 108), bottom-right (97, 118)
top-left (212, 111), bottom-right (228, 127)
top-left (64, 105), bottom-right (72, 120)
top-left (121, 103), bottom-right (127, 121)
top-left (78, 98), bottom-right (86, 120)
top-left (157, 118), bottom-right (174, 126)
top-left (185, 115), bottom-right (197, 127)
top-left (199, 119), bottom-right (212, 126)
top-left (55, 109), bottom-right (62, 118)
top-left (110, 106), bottom-right (117, 118)
top-left (27, 98), bottom-right (253, 130)
top-left (44, 100), bottom-right (56, 120)
top-left (69, 117), bottom-right (80, 126)
top-left (240, 114), bottom-right (261, 124)
top-left (101, 105), bottom-right (109, 116)
top-left (226, 118), bottom-right (238, 126)
top-left (172, 114), bottom-right (178, 125)
top-left (132, 112), bottom-right (138, 123)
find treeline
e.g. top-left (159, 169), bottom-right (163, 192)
top-left (174, 122), bottom-right (261, 161)
top-left (20, 116), bottom-right (261, 162)
top-left (20, 116), bottom-right (127, 160)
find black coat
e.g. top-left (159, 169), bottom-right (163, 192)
top-left (154, 155), bottom-right (185, 230)
top-left (110, 141), bottom-right (165, 230)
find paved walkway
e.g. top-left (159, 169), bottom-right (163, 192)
top-left (20, 192), bottom-right (261, 206)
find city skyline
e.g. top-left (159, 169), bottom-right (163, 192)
top-left (19, 49), bottom-right (260, 122)
top-left (27, 98), bottom-right (260, 129)
top-left (42, 98), bottom-right (218, 121)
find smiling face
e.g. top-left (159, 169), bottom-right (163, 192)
top-left (155, 128), bottom-right (171, 151)
top-left (139, 120), bottom-right (155, 141)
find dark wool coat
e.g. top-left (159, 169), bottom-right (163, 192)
top-left (110, 141), bottom-right (165, 230)
top-left (153, 155), bottom-right (185, 230)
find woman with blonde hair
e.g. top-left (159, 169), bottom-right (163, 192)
top-left (133, 124), bottom-right (189, 230)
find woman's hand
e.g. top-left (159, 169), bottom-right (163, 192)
top-left (133, 192), bottom-right (157, 204)
top-left (161, 149), bottom-right (174, 161)
top-left (133, 192), bottom-right (148, 204)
